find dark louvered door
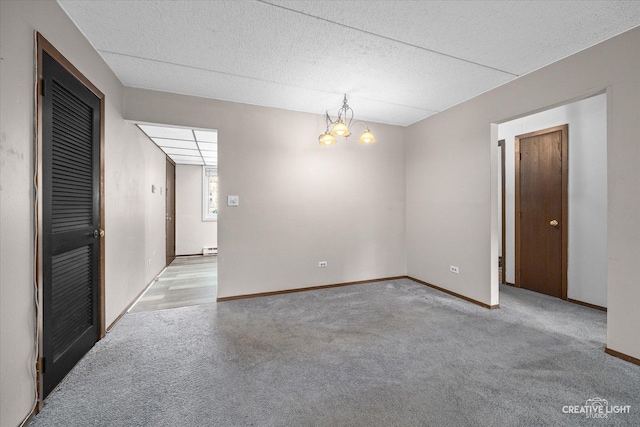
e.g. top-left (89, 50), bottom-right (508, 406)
top-left (42, 52), bottom-right (100, 397)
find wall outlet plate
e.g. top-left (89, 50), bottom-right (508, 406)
top-left (450, 265), bottom-right (459, 274)
top-left (318, 261), bottom-right (327, 268)
top-left (227, 195), bottom-right (239, 206)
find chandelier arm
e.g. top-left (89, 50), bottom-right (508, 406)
top-left (339, 93), bottom-right (349, 123)
top-left (346, 107), bottom-right (355, 130)
top-left (325, 111), bottom-right (332, 129)
top-left (350, 120), bottom-right (371, 130)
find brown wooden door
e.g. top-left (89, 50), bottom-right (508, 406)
top-left (515, 125), bottom-right (568, 298)
top-left (166, 159), bottom-right (176, 266)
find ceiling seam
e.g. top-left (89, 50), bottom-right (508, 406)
top-left (256, 0), bottom-right (519, 78)
top-left (99, 49), bottom-right (439, 114)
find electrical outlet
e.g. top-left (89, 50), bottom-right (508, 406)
top-left (148, 259), bottom-right (152, 266)
top-left (318, 261), bottom-right (327, 268)
top-left (450, 265), bottom-right (459, 274)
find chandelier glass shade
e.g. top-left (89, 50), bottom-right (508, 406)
top-left (358, 130), bottom-right (376, 144)
top-left (318, 94), bottom-right (375, 145)
top-left (330, 120), bottom-right (350, 137)
top-left (318, 132), bottom-right (337, 145)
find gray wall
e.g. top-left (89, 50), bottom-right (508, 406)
top-left (406, 28), bottom-right (639, 359)
top-left (499, 94), bottom-right (607, 307)
top-left (0, 2), bottom-right (167, 425)
top-left (124, 88), bottom-right (408, 299)
top-left (176, 164), bottom-right (218, 255)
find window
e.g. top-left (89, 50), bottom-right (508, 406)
top-left (203, 166), bottom-right (218, 221)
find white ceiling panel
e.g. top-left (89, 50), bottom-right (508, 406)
top-left (169, 155), bottom-right (204, 163)
top-left (151, 138), bottom-right (198, 150)
top-left (268, 1), bottom-right (640, 76)
top-left (171, 158), bottom-right (203, 163)
top-left (174, 158), bottom-right (205, 163)
top-left (100, 51), bottom-right (438, 126)
top-left (196, 141), bottom-right (217, 148)
top-left (104, 51), bottom-right (437, 126)
top-left (138, 124), bottom-right (217, 166)
top-left (161, 147), bottom-right (201, 157)
top-left (138, 124), bottom-right (194, 140)
top-left (194, 130), bottom-right (218, 143)
top-left (175, 161), bottom-right (205, 166)
top-left (60, 1), bottom-right (640, 126)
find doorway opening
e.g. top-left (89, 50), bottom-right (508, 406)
top-left (497, 93), bottom-right (607, 310)
top-left (166, 158), bottom-right (176, 266)
top-left (131, 124), bottom-right (218, 312)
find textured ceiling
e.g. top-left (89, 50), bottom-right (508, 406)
top-left (58, 1), bottom-right (640, 126)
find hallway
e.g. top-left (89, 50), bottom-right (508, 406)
top-left (129, 256), bottom-right (217, 313)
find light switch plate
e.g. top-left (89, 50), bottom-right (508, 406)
top-left (228, 195), bottom-right (239, 206)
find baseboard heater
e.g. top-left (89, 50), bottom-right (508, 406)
top-left (203, 247), bottom-right (217, 256)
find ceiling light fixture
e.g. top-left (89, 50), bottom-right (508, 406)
top-left (318, 94), bottom-right (376, 146)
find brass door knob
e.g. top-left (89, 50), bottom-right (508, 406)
top-left (550, 220), bottom-right (559, 227)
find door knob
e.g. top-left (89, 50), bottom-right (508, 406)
top-left (93, 229), bottom-right (105, 238)
top-left (550, 220), bottom-right (559, 227)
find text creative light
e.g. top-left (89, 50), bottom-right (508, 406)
top-left (318, 94), bottom-right (376, 146)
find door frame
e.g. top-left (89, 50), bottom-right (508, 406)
top-left (35, 33), bottom-right (105, 409)
top-left (514, 124), bottom-right (568, 299)
top-left (166, 157), bottom-right (176, 266)
top-left (498, 139), bottom-right (506, 285)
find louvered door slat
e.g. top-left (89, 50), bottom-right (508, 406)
top-left (52, 151), bottom-right (94, 174)
top-left (52, 179), bottom-right (93, 192)
top-left (51, 137), bottom-right (92, 160)
top-left (52, 126), bottom-right (93, 152)
top-left (50, 79), bottom-right (94, 235)
top-left (51, 169), bottom-right (94, 184)
top-left (52, 148), bottom-right (93, 168)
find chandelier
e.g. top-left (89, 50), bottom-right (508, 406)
top-left (318, 94), bottom-right (376, 146)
